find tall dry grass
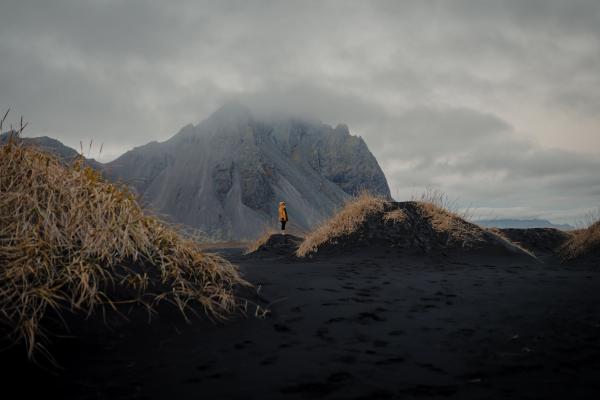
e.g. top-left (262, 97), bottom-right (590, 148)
top-left (560, 215), bottom-right (600, 260)
top-left (0, 123), bottom-right (248, 358)
top-left (296, 192), bottom-right (389, 257)
top-left (383, 209), bottom-right (407, 224)
top-left (415, 201), bottom-right (481, 245)
top-left (415, 189), bottom-right (533, 253)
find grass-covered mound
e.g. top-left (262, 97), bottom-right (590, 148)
top-left (560, 219), bottom-right (600, 261)
top-left (245, 228), bottom-right (279, 255)
top-left (245, 223), bottom-right (307, 256)
top-left (0, 136), bottom-right (248, 357)
top-left (296, 193), bottom-right (533, 258)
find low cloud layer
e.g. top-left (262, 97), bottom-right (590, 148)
top-left (1, 0), bottom-right (599, 224)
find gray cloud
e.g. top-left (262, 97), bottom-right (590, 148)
top-left (1, 0), bottom-right (599, 224)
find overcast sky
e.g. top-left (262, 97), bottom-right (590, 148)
top-left (1, 0), bottom-right (599, 224)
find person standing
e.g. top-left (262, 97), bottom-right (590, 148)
top-left (278, 201), bottom-right (288, 234)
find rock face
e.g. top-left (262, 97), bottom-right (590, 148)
top-left (105, 103), bottom-right (390, 240)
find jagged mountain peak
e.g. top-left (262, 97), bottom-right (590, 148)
top-left (202, 101), bottom-right (253, 128)
top-left (211, 101), bottom-right (252, 118)
top-left (106, 104), bottom-right (391, 240)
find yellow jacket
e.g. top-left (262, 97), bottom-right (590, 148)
top-left (278, 202), bottom-right (288, 222)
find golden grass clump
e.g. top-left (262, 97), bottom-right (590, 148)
top-left (416, 201), bottom-right (482, 245)
top-left (560, 219), bottom-right (600, 260)
top-left (415, 189), bottom-right (536, 256)
top-left (0, 136), bottom-right (248, 358)
top-left (383, 209), bottom-right (407, 224)
top-left (412, 188), bottom-right (481, 246)
top-left (296, 192), bottom-right (387, 257)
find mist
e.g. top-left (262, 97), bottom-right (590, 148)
top-left (1, 0), bottom-right (599, 224)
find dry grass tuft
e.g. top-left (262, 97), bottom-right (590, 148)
top-left (560, 218), bottom-right (600, 260)
top-left (0, 133), bottom-right (248, 358)
top-left (413, 187), bottom-right (472, 219)
top-left (383, 209), bottom-right (407, 224)
top-left (414, 188), bottom-right (498, 247)
top-left (415, 201), bottom-right (482, 246)
top-left (296, 192), bottom-right (387, 257)
top-left (416, 195), bottom-right (534, 256)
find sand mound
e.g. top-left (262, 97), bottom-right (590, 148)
top-left (246, 234), bottom-right (303, 257)
top-left (0, 137), bottom-right (248, 357)
top-left (499, 228), bottom-right (571, 256)
top-left (297, 194), bottom-right (533, 258)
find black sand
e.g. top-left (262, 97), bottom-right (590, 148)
top-left (3, 242), bottom-right (600, 399)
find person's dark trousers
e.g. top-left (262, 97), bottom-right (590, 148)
top-left (281, 221), bottom-right (286, 231)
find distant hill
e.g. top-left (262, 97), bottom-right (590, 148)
top-left (104, 103), bottom-right (391, 240)
top-left (475, 218), bottom-right (573, 230)
top-left (0, 131), bottom-right (101, 169)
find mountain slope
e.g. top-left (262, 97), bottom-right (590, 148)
top-left (105, 103), bottom-right (390, 240)
top-left (475, 218), bottom-right (573, 230)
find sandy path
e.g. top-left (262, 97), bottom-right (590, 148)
top-left (4, 249), bottom-right (600, 399)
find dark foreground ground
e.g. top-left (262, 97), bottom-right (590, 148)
top-left (3, 244), bottom-right (600, 399)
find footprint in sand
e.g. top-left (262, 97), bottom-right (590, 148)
top-left (296, 287), bottom-right (315, 291)
top-left (284, 316), bottom-right (304, 324)
top-left (316, 327), bottom-right (335, 342)
top-left (233, 340), bottom-right (253, 350)
top-left (375, 356), bottom-right (405, 365)
top-left (273, 323), bottom-right (291, 333)
top-left (280, 372), bottom-right (352, 396)
top-left (182, 376), bottom-right (203, 384)
top-left (388, 330), bottom-right (405, 336)
top-left (416, 362), bottom-right (446, 373)
top-left (260, 355), bottom-right (278, 366)
top-left (357, 311), bottom-right (387, 324)
top-left (333, 354), bottom-right (357, 364)
top-left (195, 361), bottom-right (216, 371)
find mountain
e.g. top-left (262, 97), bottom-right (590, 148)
top-left (475, 218), bottom-right (574, 230)
top-left (105, 103), bottom-right (391, 240)
top-left (0, 131), bottom-right (101, 169)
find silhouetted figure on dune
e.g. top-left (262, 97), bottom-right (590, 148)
top-left (279, 201), bottom-right (288, 235)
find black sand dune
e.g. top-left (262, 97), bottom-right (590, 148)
top-left (295, 201), bottom-right (536, 260)
top-left (498, 228), bottom-right (571, 258)
top-left (3, 238), bottom-right (600, 400)
top-left (249, 233), bottom-right (304, 258)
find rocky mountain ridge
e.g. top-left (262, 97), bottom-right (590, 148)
top-left (104, 103), bottom-right (391, 240)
